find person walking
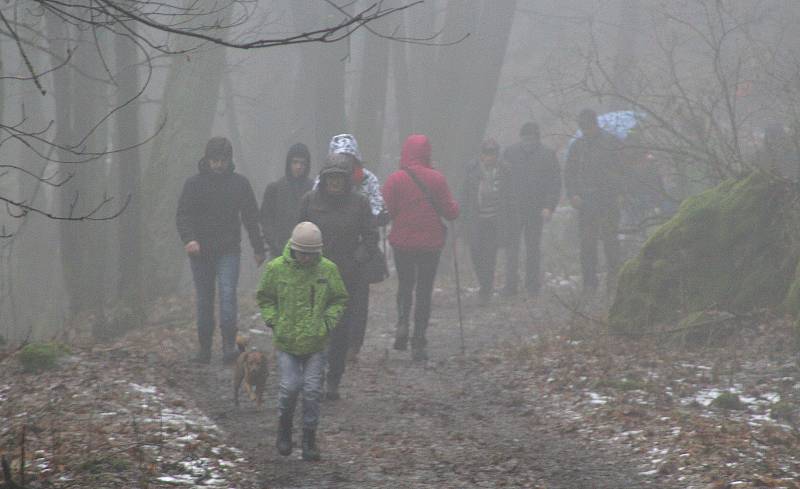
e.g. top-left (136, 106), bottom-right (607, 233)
top-left (325, 134), bottom-right (389, 363)
top-left (502, 122), bottom-right (561, 298)
top-left (260, 143), bottom-right (314, 257)
top-left (299, 153), bottom-right (378, 400)
top-left (564, 109), bottom-right (625, 293)
top-left (256, 221), bottom-right (348, 461)
top-left (460, 138), bottom-right (511, 306)
top-left (176, 136), bottom-right (265, 365)
top-left (382, 134), bottom-right (459, 361)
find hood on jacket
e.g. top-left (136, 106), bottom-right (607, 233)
top-left (318, 153), bottom-right (354, 196)
top-left (400, 134), bottom-right (432, 169)
top-left (285, 142), bottom-right (311, 180)
top-left (198, 136), bottom-right (235, 174)
top-left (329, 134), bottom-right (362, 162)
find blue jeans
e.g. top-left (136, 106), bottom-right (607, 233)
top-left (189, 252), bottom-right (241, 350)
top-left (277, 350), bottom-right (325, 429)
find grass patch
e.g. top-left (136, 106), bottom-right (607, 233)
top-left (18, 342), bottom-right (71, 373)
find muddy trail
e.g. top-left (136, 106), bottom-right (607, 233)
top-left (174, 279), bottom-right (675, 489)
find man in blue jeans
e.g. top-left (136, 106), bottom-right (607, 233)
top-left (177, 137), bottom-right (265, 364)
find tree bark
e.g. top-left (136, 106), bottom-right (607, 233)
top-left (141, 1), bottom-right (232, 299)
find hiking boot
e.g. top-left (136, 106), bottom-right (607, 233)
top-left (302, 428), bottom-right (321, 461)
top-left (221, 342), bottom-right (239, 365)
top-left (324, 382), bottom-right (340, 401)
top-left (276, 414), bottom-right (293, 456)
top-left (393, 321), bottom-right (409, 351)
top-left (411, 337), bottom-right (428, 362)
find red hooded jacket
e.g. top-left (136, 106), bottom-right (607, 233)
top-left (382, 135), bottom-right (459, 251)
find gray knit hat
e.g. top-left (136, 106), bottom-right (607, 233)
top-left (289, 221), bottom-right (323, 253)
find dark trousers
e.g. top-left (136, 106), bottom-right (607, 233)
top-left (326, 273), bottom-right (365, 388)
top-left (505, 212), bottom-right (544, 294)
top-left (577, 205), bottom-right (621, 289)
top-left (468, 217), bottom-right (500, 296)
top-left (189, 252), bottom-right (240, 351)
top-left (393, 247), bottom-right (442, 346)
top-left (348, 279), bottom-right (370, 354)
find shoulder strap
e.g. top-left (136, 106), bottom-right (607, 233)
top-left (403, 167), bottom-right (443, 217)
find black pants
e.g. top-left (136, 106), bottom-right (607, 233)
top-left (347, 279), bottom-right (370, 354)
top-left (392, 247), bottom-right (442, 345)
top-left (468, 217), bottom-right (500, 296)
top-left (326, 272), bottom-right (365, 388)
top-left (505, 211), bottom-right (544, 294)
top-left (577, 205), bottom-right (621, 289)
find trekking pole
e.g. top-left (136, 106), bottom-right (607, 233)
top-left (450, 221), bottom-right (466, 356)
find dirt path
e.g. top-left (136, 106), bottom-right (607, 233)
top-left (176, 280), bottom-right (676, 488)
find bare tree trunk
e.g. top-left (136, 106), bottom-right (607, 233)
top-left (115, 23), bottom-right (143, 314)
top-left (141, 3), bottom-right (232, 299)
top-left (353, 2), bottom-right (391, 169)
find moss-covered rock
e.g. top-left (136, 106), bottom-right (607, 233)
top-left (610, 171), bottom-right (800, 333)
top-left (18, 342), bottom-right (71, 373)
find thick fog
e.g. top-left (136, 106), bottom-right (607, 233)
top-left (1, 0), bottom-right (799, 341)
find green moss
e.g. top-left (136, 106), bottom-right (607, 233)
top-left (610, 171), bottom-right (800, 334)
top-left (711, 392), bottom-right (746, 410)
top-left (18, 342), bottom-right (71, 373)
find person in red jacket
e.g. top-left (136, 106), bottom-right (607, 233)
top-left (382, 134), bottom-right (459, 361)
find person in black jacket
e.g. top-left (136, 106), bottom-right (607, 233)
top-left (502, 122), bottom-right (562, 298)
top-left (261, 143), bottom-right (313, 257)
top-left (298, 153), bottom-right (379, 400)
top-left (460, 138), bottom-right (511, 306)
top-left (564, 109), bottom-right (625, 293)
top-left (176, 136), bottom-right (265, 365)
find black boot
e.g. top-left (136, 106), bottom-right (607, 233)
top-left (411, 336), bottom-right (428, 362)
top-left (393, 321), bottom-right (409, 351)
top-left (221, 329), bottom-right (239, 365)
top-left (192, 337), bottom-right (212, 364)
top-left (276, 414), bottom-right (293, 456)
top-left (302, 428), bottom-right (320, 461)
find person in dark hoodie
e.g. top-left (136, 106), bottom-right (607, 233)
top-left (502, 122), bottom-right (561, 298)
top-left (460, 138), bottom-right (512, 306)
top-left (261, 143), bottom-right (314, 256)
top-left (298, 153), bottom-right (379, 401)
top-left (176, 136), bottom-right (265, 365)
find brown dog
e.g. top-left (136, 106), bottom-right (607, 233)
top-left (233, 335), bottom-right (269, 407)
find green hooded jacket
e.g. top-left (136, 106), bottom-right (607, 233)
top-left (256, 243), bottom-right (349, 355)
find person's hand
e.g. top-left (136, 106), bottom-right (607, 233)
top-left (185, 240), bottom-right (200, 256)
top-left (570, 195), bottom-right (583, 209)
top-left (254, 253), bottom-right (266, 267)
top-left (541, 208), bottom-right (552, 222)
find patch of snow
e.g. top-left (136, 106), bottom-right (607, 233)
top-left (587, 392), bottom-right (609, 405)
top-left (129, 383), bottom-right (158, 395)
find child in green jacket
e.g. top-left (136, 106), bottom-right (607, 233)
top-left (256, 221), bottom-right (348, 461)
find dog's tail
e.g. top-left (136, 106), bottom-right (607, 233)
top-left (235, 334), bottom-right (248, 353)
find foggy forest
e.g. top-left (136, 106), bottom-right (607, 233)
top-left (2, 0), bottom-right (800, 488)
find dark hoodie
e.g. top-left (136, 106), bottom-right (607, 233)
top-left (298, 154), bottom-right (378, 287)
top-left (260, 143), bottom-right (314, 255)
top-left (176, 140), bottom-right (264, 256)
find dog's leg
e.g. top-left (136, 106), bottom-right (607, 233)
top-left (234, 369), bottom-right (243, 407)
top-left (255, 381), bottom-right (264, 407)
top-left (245, 379), bottom-right (256, 401)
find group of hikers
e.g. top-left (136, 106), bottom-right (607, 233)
top-left (175, 108), bottom-right (632, 461)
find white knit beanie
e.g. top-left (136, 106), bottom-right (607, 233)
top-left (289, 222), bottom-right (323, 253)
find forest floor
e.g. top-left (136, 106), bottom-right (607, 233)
top-left (3, 276), bottom-right (800, 488)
